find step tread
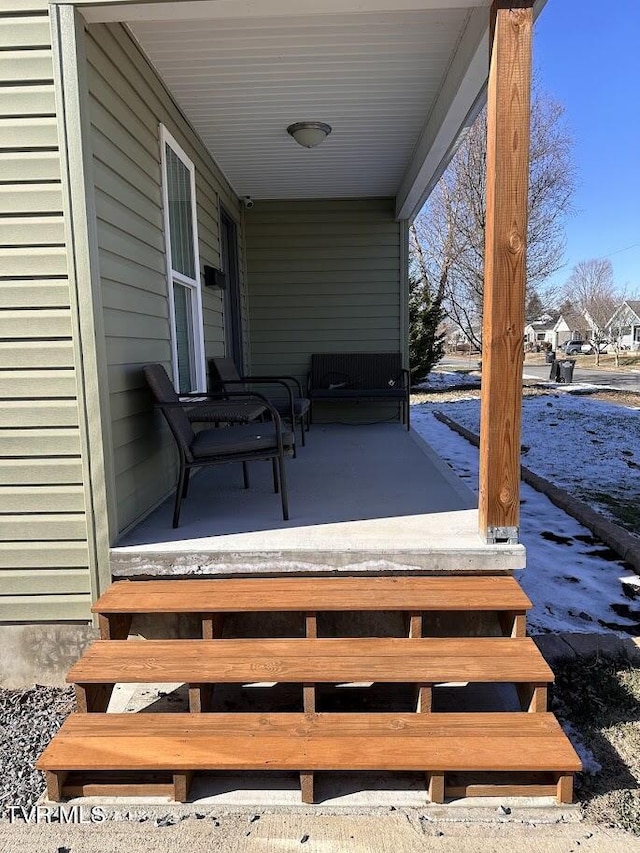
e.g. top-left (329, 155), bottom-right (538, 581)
top-left (37, 712), bottom-right (581, 773)
top-left (93, 577), bottom-right (532, 614)
top-left (67, 638), bottom-right (553, 684)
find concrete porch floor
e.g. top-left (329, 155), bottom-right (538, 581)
top-left (111, 425), bottom-right (525, 576)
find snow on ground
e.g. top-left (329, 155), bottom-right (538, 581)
top-left (413, 369), bottom-right (480, 391)
top-left (428, 392), bottom-right (640, 532)
top-left (412, 404), bottom-right (640, 637)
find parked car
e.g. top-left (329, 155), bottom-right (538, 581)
top-left (561, 340), bottom-right (593, 355)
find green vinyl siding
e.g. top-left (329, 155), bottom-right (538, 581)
top-left (84, 22), bottom-right (247, 535)
top-left (0, 2), bottom-right (91, 622)
top-left (246, 198), bottom-right (403, 382)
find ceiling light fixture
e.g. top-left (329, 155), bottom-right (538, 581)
top-left (287, 121), bottom-right (332, 149)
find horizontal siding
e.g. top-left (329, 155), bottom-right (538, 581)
top-left (0, 570), bottom-right (91, 595)
top-left (0, 50), bottom-right (53, 83)
top-left (246, 198), bottom-right (402, 382)
top-left (0, 595), bottom-right (92, 622)
top-left (0, 485), bottom-right (85, 513)
top-left (0, 458), bottom-right (83, 485)
top-left (0, 151), bottom-right (61, 181)
top-left (0, 542), bottom-right (90, 569)
top-left (85, 21), bottom-right (245, 535)
top-left (0, 517), bottom-right (86, 542)
top-left (0, 5), bottom-right (91, 624)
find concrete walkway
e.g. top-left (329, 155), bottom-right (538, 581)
top-left (2, 811), bottom-right (638, 853)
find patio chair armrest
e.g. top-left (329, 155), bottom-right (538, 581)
top-left (220, 377), bottom-right (296, 426)
top-left (241, 374), bottom-right (305, 397)
top-left (157, 390), bottom-right (283, 427)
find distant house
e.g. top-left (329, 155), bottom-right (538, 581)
top-left (524, 316), bottom-right (556, 348)
top-left (606, 301), bottom-right (640, 350)
top-left (551, 311), bottom-right (597, 350)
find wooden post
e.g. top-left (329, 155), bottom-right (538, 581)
top-left (427, 773), bottom-right (445, 804)
top-left (173, 771), bottom-right (193, 803)
top-left (556, 773), bottom-right (573, 804)
top-left (478, 1), bottom-right (534, 543)
top-left (300, 771), bottom-right (315, 804)
top-left (98, 612), bottom-right (132, 640)
top-left (45, 770), bottom-right (68, 802)
top-left (202, 613), bottom-right (225, 639)
top-left (75, 683), bottom-right (114, 713)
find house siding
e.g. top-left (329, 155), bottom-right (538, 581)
top-left (0, 4), bottom-right (92, 621)
top-left (84, 22), bottom-right (246, 535)
top-left (246, 198), bottom-right (403, 381)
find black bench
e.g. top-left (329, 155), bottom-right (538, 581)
top-left (307, 352), bottom-right (410, 430)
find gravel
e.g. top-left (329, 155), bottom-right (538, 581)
top-left (0, 685), bottom-right (75, 813)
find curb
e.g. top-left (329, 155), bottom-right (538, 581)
top-left (433, 411), bottom-right (640, 577)
top-left (533, 632), bottom-right (640, 665)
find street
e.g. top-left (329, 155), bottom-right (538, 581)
top-left (523, 362), bottom-right (640, 391)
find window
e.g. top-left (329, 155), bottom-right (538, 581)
top-left (160, 126), bottom-right (205, 392)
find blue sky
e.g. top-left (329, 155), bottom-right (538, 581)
top-left (534, 0), bottom-right (640, 292)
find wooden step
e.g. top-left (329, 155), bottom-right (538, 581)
top-left (67, 637), bottom-right (552, 714)
top-left (93, 576), bottom-right (532, 639)
top-left (37, 712), bottom-right (581, 805)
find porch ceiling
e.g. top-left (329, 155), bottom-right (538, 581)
top-left (85, 1), bottom-right (493, 213)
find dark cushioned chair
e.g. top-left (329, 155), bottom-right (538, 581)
top-left (143, 364), bottom-right (295, 527)
top-left (208, 357), bottom-right (311, 449)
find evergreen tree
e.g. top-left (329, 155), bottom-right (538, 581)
top-left (408, 271), bottom-right (446, 383)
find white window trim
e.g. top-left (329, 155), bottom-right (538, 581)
top-left (160, 124), bottom-right (207, 392)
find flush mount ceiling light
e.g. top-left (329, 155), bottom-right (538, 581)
top-left (287, 121), bottom-right (332, 149)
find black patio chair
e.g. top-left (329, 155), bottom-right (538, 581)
top-left (208, 357), bottom-right (311, 450)
top-left (143, 364), bottom-right (295, 527)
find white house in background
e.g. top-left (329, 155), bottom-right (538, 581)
top-left (551, 310), bottom-right (597, 351)
top-left (606, 300), bottom-right (640, 350)
top-left (524, 316), bottom-right (556, 348)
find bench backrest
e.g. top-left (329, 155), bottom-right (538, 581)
top-left (310, 352), bottom-right (403, 390)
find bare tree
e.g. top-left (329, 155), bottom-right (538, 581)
top-left (563, 258), bottom-right (618, 365)
top-left (412, 85), bottom-right (575, 350)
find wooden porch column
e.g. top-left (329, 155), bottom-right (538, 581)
top-left (479, 1), bottom-right (533, 543)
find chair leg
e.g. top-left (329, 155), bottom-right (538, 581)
top-left (173, 462), bottom-right (187, 529)
top-left (242, 462), bottom-right (250, 489)
top-left (272, 457), bottom-right (279, 493)
top-left (182, 468), bottom-right (191, 498)
top-left (277, 452), bottom-right (290, 521)
top-left (299, 416), bottom-right (306, 447)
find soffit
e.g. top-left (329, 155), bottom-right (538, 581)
top-left (128, 8), bottom-right (473, 199)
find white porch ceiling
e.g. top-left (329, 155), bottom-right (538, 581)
top-left (123, 5), bottom-right (483, 203)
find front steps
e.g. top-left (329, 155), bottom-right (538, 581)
top-left (37, 576), bottom-right (581, 805)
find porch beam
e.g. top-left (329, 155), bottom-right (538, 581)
top-left (64, 1), bottom-right (485, 25)
top-left (478, 0), bottom-right (533, 544)
top-left (395, 6), bottom-right (489, 221)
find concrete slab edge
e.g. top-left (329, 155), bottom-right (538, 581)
top-left (432, 411), bottom-right (640, 578)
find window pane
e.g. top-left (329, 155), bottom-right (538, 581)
top-left (173, 282), bottom-right (194, 392)
top-left (166, 144), bottom-right (195, 279)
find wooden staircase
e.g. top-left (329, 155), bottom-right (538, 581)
top-left (37, 576), bottom-right (581, 805)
